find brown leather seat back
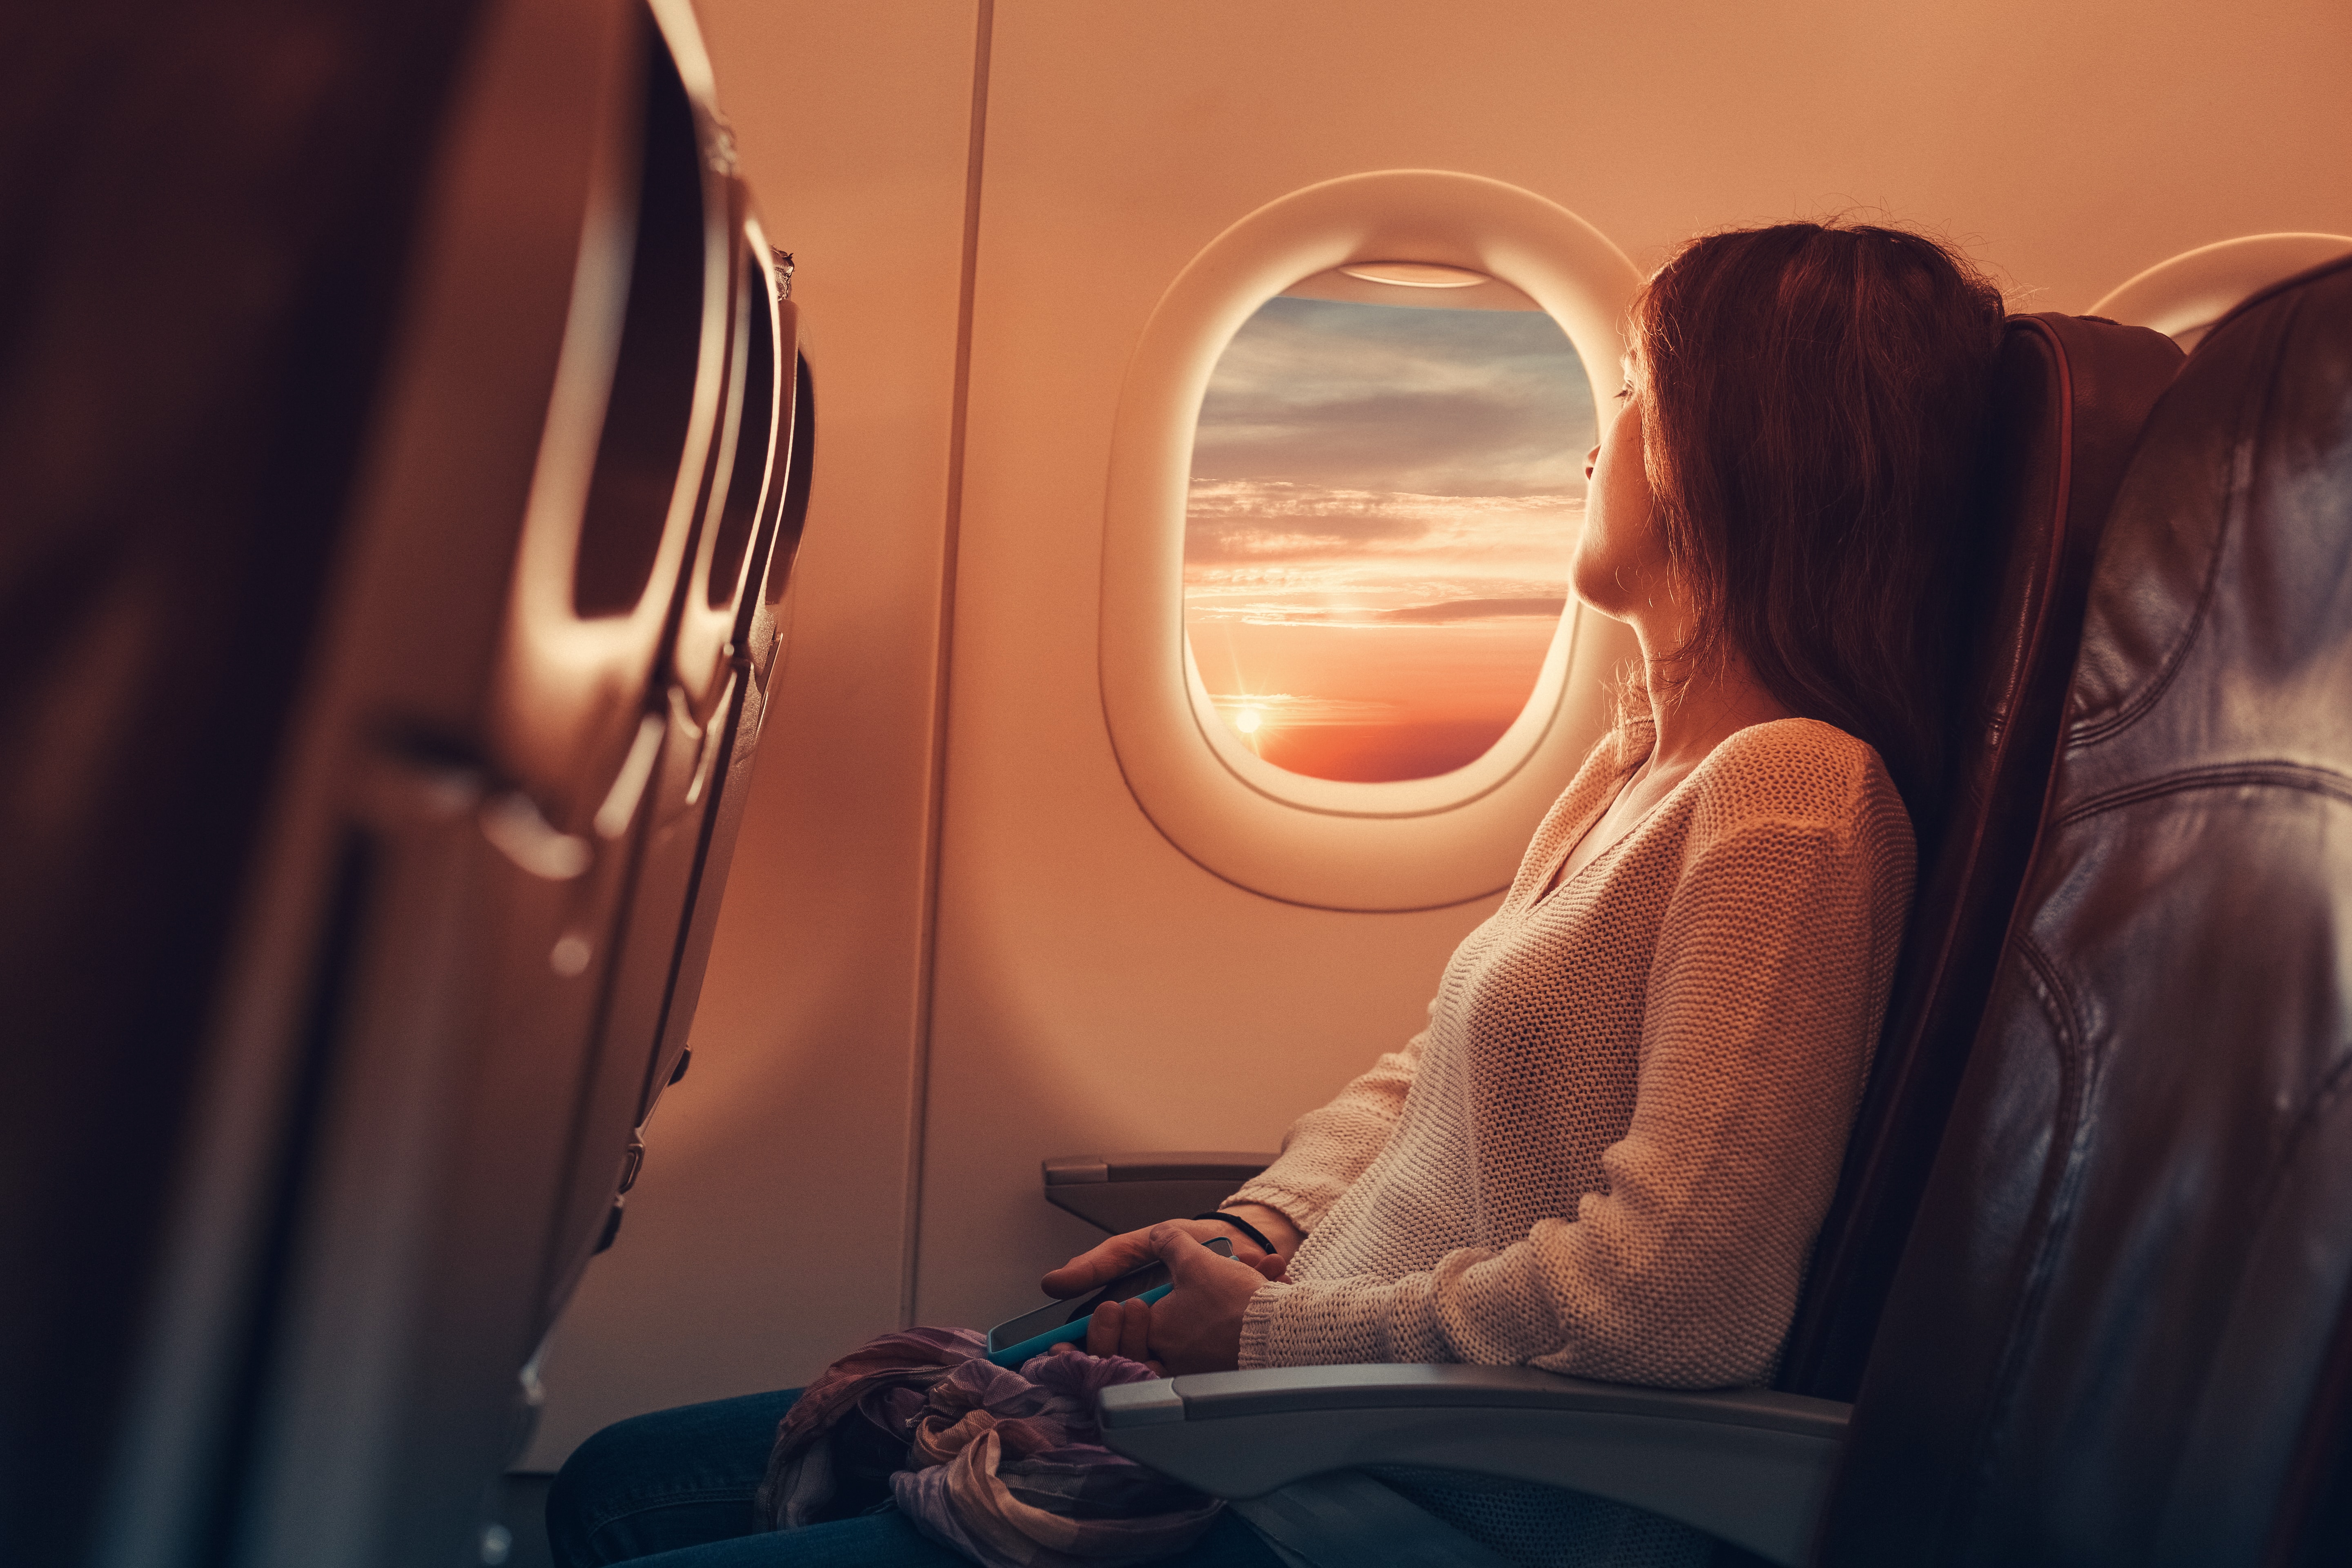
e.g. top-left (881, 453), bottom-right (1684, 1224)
top-left (1780, 314), bottom-right (2183, 1400)
top-left (0, 6), bottom-right (795, 1564)
top-left (1821, 255), bottom-right (2352, 1564)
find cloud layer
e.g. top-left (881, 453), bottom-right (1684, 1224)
top-left (1192, 296), bottom-right (1597, 497)
top-left (1183, 295), bottom-right (1597, 780)
top-left (1184, 479), bottom-right (1582, 617)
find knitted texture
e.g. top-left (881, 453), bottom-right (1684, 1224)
top-left (1231, 717), bottom-right (1914, 1388)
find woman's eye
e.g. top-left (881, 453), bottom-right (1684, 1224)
top-left (1613, 383), bottom-right (1634, 402)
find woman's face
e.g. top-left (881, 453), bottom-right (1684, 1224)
top-left (1570, 376), bottom-right (1671, 626)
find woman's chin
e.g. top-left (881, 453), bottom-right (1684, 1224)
top-left (1568, 577), bottom-right (1637, 624)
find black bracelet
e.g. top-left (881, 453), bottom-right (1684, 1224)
top-left (1194, 1211), bottom-right (1281, 1256)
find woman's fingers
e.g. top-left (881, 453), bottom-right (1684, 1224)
top-left (1085, 1298), bottom-right (1125, 1356)
top-left (1042, 1214), bottom-right (1290, 1296)
top-left (1065, 1231), bottom-right (1272, 1370)
top-left (1141, 1224), bottom-right (1268, 1374)
top-left (1042, 1232), bottom-right (1158, 1298)
top-left (1076, 1295), bottom-right (1169, 1365)
top-left (1117, 1298), bottom-right (1153, 1362)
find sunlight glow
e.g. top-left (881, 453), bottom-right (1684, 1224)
top-left (1184, 293), bottom-right (1594, 782)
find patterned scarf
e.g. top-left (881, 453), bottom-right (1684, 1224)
top-left (755, 1326), bottom-right (1223, 1566)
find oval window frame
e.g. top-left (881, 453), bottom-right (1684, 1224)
top-left (1100, 169), bottom-right (1642, 912)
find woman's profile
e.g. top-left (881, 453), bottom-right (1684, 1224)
top-left (547, 220), bottom-right (2006, 1568)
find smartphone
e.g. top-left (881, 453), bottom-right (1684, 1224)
top-left (985, 1235), bottom-right (1235, 1361)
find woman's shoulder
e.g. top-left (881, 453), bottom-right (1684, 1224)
top-left (1684, 718), bottom-right (1911, 849)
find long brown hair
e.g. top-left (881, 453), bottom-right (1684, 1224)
top-left (1630, 221), bottom-right (2005, 826)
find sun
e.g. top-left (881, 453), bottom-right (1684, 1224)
top-left (1234, 708), bottom-right (1263, 735)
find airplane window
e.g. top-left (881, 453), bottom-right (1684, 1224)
top-left (1099, 169), bottom-right (1640, 910)
top-left (1185, 270), bottom-right (1593, 782)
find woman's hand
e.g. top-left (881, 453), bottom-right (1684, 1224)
top-left (1040, 1203), bottom-right (1301, 1300)
top-left (1069, 1224), bottom-right (1272, 1373)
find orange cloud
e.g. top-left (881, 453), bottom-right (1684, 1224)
top-left (1185, 296), bottom-right (1596, 783)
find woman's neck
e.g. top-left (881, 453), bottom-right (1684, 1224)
top-left (1636, 638), bottom-right (1795, 775)
top-left (1532, 632), bottom-right (1796, 902)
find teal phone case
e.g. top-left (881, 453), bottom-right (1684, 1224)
top-left (983, 1282), bottom-right (1174, 1368)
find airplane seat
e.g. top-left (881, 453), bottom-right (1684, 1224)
top-left (630, 340), bottom-right (818, 1142)
top-left (1777, 312), bottom-right (2184, 1401)
top-left (1095, 254), bottom-right (2352, 1566)
top-left (2, 3), bottom-right (799, 1565)
top-left (1815, 246), bottom-right (2352, 1564)
top-left (642, 343), bottom-right (816, 1118)
top-left (538, 213), bottom-right (809, 1321)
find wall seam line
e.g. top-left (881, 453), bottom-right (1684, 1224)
top-left (902, 0), bottom-right (993, 1328)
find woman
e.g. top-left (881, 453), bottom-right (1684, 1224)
top-left (548, 221), bottom-right (2004, 1568)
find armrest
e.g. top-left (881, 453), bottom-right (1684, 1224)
top-left (1042, 1152), bottom-right (1274, 1235)
top-left (1098, 1364), bottom-right (1848, 1567)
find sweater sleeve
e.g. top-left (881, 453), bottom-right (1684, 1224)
top-left (1238, 809), bottom-right (1911, 1386)
top-left (1222, 1004), bottom-right (1432, 1234)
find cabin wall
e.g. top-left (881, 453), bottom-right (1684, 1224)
top-left (519, 0), bottom-right (982, 1469)
top-left (528, 0), bottom-right (2352, 1465)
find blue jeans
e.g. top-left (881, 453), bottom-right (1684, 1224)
top-left (545, 1388), bottom-right (1285, 1568)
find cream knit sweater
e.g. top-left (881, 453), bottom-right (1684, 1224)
top-left (1231, 717), bottom-right (1915, 1388)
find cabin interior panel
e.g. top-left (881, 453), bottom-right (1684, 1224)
top-left (527, 0), bottom-right (2352, 1466)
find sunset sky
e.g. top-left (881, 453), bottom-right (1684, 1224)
top-left (1185, 292), bottom-right (1597, 782)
